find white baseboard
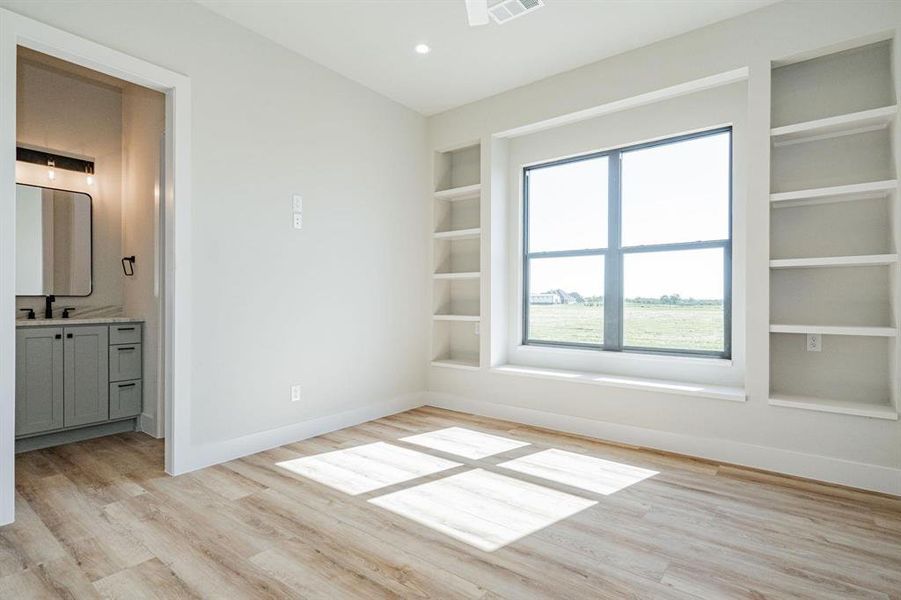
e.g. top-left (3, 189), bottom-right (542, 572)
top-left (180, 392), bottom-right (425, 474)
top-left (424, 392), bottom-right (901, 496)
top-left (139, 413), bottom-right (163, 439)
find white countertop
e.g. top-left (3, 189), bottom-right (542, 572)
top-left (15, 317), bottom-right (144, 328)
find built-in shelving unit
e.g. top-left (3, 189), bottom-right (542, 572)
top-left (769, 39), bottom-right (899, 419)
top-left (431, 142), bottom-right (482, 370)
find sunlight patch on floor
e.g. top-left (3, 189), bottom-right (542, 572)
top-left (497, 448), bottom-right (658, 495)
top-left (275, 442), bottom-right (461, 495)
top-left (369, 468), bottom-right (596, 552)
top-left (400, 427), bottom-right (530, 459)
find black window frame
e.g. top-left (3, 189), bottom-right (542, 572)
top-left (522, 127), bottom-right (732, 359)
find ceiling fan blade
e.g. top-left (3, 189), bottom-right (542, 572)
top-left (465, 0), bottom-right (489, 26)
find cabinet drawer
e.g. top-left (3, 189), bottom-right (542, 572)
top-left (109, 324), bottom-right (141, 345)
top-left (109, 380), bottom-right (142, 419)
top-left (109, 344), bottom-right (142, 382)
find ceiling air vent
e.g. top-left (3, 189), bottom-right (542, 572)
top-left (488, 0), bottom-right (544, 24)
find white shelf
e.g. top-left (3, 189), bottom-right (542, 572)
top-left (431, 356), bottom-right (480, 370)
top-left (433, 271), bottom-right (480, 280)
top-left (769, 324), bottom-right (898, 337)
top-left (770, 254), bottom-right (898, 269)
top-left (769, 394), bottom-right (898, 420)
top-left (771, 105), bottom-right (897, 146)
top-left (434, 228), bottom-right (481, 241)
top-left (433, 183), bottom-right (481, 201)
top-left (770, 179), bottom-right (897, 208)
top-left (433, 314), bottom-right (480, 322)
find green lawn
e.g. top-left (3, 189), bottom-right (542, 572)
top-left (528, 302), bottom-right (724, 351)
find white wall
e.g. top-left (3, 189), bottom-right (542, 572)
top-left (427, 0), bottom-right (901, 492)
top-left (121, 84), bottom-right (165, 437)
top-left (15, 56), bottom-right (122, 311)
top-left (2, 1), bottom-right (428, 457)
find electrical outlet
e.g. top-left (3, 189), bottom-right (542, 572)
top-left (806, 334), bottom-right (822, 352)
top-left (292, 194), bottom-right (303, 229)
top-left (291, 384), bottom-right (301, 402)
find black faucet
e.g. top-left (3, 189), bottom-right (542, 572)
top-left (44, 295), bottom-right (55, 319)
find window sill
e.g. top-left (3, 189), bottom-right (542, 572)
top-left (517, 343), bottom-right (733, 367)
top-left (491, 364), bottom-right (746, 403)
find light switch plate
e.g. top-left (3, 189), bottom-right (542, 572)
top-left (292, 194), bottom-right (303, 213)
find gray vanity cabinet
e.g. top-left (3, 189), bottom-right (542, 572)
top-left (63, 326), bottom-right (109, 428)
top-left (15, 327), bottom-right (64, 436)
top-left (15, 321), bottom-right (141, 450)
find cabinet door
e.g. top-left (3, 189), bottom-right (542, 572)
top-left (64, 326), bottom-right (109, 428)
top-left (15, 328), bottom-right (64, 437)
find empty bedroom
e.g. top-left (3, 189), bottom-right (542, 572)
top-left (0, 1), bottom-right (898, 598)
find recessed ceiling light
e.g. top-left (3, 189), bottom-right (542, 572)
top-left (415, 43), bottom-right (431, 55)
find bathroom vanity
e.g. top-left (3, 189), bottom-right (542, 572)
top-left (15, 318), bottom-right (144, 452)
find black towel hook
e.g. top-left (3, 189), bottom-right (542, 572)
top-left (121, 256), bottom-right (136, 277)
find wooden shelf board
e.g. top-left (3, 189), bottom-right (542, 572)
top-left (769, 394), bottom-right (898, 420)
top-left (433, 272), bottom-right (481, 280)
top-left (433, 314), bottom-right (480, 322)
top-left (769, 324), bottom-right (897, 337)
top-left (771, 105), bottom-right (897, 146)
top-left (770, 254), bottom-right (898, 269)
top-left (431, 356), bottom-right (480, 370)
top-left (434, 183), bottom-right (481, 201)
top-left (434, 228), bottom-right (481, 241)
top-left (770, 180), bottom-right (897, 207)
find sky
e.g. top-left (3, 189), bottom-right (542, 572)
top-left (528, 132), bottom-right (729, 300)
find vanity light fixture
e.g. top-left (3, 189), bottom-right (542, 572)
top-left (415, 43), bottom-right (431, 55)
top-left (16, 146), bottom-right (95, 186)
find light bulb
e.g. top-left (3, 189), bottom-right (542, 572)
top-left (415, 43), bottom-right (430, 55)
top-left (86, 174), bottom-right (94, 186)
top-left (47, 168), bottom-right (55, 181)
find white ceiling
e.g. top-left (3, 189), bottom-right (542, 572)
top-left (198, 0), bottom-right (777, 115)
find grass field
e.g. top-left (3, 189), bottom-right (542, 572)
top-left (528, 302), bottom-right (723, 351)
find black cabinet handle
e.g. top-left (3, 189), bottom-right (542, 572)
top-left (117, 327), bottom-right (135, 331)
top-left (118, 347), bottom-right (135, 351)
top-left (66, 333), bottom-right (73, 339)
top-left (118, 383), bottom-right (136, 388)
top-left (54, 334), bottom-right (61, 339)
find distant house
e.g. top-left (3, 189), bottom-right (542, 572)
top-left (530, 289), bottom-right (582, 305)
top-left (530, 293), bottom-right (560, 305)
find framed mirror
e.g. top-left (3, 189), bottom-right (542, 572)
top-left (15, 183), bottom-right (93, 296)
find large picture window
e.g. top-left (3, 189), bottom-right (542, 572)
top-left (523, 128), bottom-right (731, 358)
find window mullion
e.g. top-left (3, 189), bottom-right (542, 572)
top-left (603, 152), bottom-right (623, 350)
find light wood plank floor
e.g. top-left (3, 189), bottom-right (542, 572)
top-left (2, 406), bottom-right (900, 599)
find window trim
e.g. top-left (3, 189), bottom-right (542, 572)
top-left (522, 127), bottom-right (733, 359)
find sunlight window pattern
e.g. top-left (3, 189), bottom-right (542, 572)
top-left (369, 468), bottom-right (596, 552)
top-left (401, 426), bottom-right (531, 459)
top-left (276, 442), bottom-right (460, 495)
